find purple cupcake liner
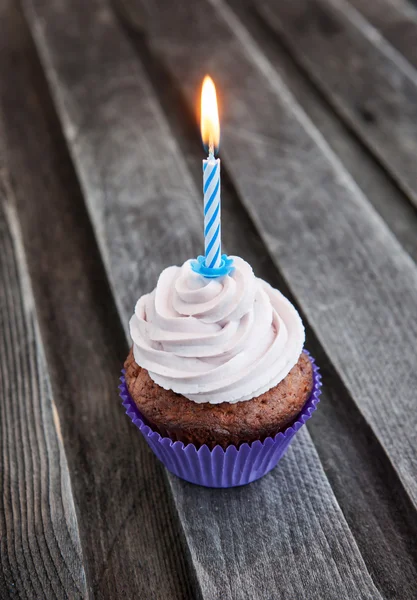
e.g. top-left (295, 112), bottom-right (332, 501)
top-left (119, 351), bottom-right (321, 488)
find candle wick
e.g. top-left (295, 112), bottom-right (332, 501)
top-left (208, 134), bottom-right (214, 160)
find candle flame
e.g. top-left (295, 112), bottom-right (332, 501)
top-left (201, 75), bottom-right (220, 156)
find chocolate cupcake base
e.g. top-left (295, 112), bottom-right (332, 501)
top-left (124, 348), bottom-right (313, 449)
top-left (119, 352), bottom-right (321, 487)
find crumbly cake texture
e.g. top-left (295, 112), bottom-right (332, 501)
top-left (124, 348), bottom-right (313, 449)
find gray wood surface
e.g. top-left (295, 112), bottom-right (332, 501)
top-left (347, 0), bottom-right (417, 69)
top-left (1, 0), bottom-right (416, 597)
top-left (0, 2), bottom-right (195, 598)
top-left (226, 0), bottom-right (417, 266)
top-left (21, 0), bottom-right (387, 597)
top-left (255, 0), bottom-right (417, 208)
top-left (115, 0), bottom-right (417, 510)
top-left (0, 164), bottom-right (87, 599)
top-left (115, 4), bottom-right (417, 594)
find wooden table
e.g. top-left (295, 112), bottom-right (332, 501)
top-left (1, 0), bottom-right (417, 598)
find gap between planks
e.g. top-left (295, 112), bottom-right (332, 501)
top-left (226, 0), bottom-right (417, 265)
top-left (256, 0), bottom-right (417, 210)
top-left (347, 0), bottom-right (417, 70)
top-left (0, 159), bottom-right (88, 599)
top-left (1, 2), bottom-right (197, 598)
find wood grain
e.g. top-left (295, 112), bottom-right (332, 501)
top-left (169, 434), bottom-right (382, 600)
top-left (0, 2), bottom-right (196, 598)
top-left (21, 0), bottom-right (387, 597)
top-left (226, 0), bottom-right (417, 266)
top-left (0, 166), bottom-right (87, 599)
top-left (347, 0), bottom-right (417, 69)
top-left (115, 0), bottom-right (417, 512)
top-left (255, 0), bottom-right (417, 209)
top-left (115, 11), bottom-right (417, 597)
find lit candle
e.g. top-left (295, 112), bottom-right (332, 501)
top-left (201, 76), bottom-right (221, 269)
top-left (191, 76), bottom-right (233, 278)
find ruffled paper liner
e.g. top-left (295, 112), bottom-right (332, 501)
top-left (119, 351), bottom-right (321, 488)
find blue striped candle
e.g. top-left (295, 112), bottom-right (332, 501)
top-left (203, 156), bottom-right (221, 269)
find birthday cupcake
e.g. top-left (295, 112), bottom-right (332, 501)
top-left (119, 76), bottom-right (320, 487)
top-left (120, 255), bottom-right (321, 487)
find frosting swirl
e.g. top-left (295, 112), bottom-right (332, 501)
top-left (129, 257), bottom-right (305, 404)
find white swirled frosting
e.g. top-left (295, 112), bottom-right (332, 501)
top-left (129, 256), bottom-right (305, 404)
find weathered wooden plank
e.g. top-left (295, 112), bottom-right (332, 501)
top-left (347, 0), bottom-right (417, 69)
top-left (0, 2), bottom-right (195, 598)
top-left (116, 6), bottom-right (417, 596)
top-left (0, 166), bottom-right (87, 598)
top-left (253, 0), bottom-right (417, 209)
top-left (115, 0), bottom-right (417, 515)
top-left (22, 0), bottom-right (385, 598)
top-left (226, 0), bottom-right (417, 266)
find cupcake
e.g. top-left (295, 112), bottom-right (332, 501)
top-left (121, 256), bottom-right (321, 487)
